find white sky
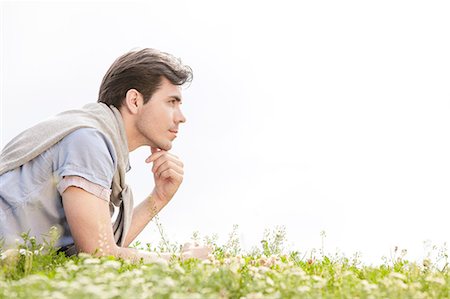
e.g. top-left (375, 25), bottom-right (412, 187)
top-left (1, 1), bottom-right (449, 265)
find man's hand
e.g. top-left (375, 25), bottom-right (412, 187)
top-left (145, 147), bottom-right (184, 209)
top-left (181, 243), bottom-right (212, 261)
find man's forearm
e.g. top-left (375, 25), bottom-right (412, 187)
top-left (116, 245), bottom-right (210, 263)
top-left (122, 193), bottom-right (166, 247)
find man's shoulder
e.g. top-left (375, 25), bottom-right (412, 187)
top-left (58, 128), bottom-right (117, 161)
top-left (54, 128), bottom-right (118, 181)
top-left (61, 127), bottom-right (110, 144)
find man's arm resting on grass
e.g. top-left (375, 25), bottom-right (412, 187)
top-left (62, 186), bottom-right (167, 263)
top-left (62, 186), bottom-right (210, 262)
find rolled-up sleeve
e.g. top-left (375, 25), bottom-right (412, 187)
top-left (54, 128), bottom-right (117, 201)
top-left (57, 175), bottom-right (111, 202)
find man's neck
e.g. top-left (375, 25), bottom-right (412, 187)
top-left (119, 109), bottom-right (142, 152)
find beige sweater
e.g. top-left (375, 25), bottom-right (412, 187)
top-left (0, 103), bottom-right (133, 249)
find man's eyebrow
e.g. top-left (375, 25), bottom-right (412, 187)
top-left (170, 95), bottom-right (182, 102)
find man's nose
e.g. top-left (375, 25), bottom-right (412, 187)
top-left (176, 109), bottom-right (186, 124)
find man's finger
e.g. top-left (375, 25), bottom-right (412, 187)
top-left (145, 148), bottom-right (165, 163)
top-left (159, 168), bottom-right (183, 182)
top-left (153, 160), bottom-right (184, 177)
top-left (152, 157), bottom-right (184, 173)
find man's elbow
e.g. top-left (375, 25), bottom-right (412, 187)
top-left (75, 242), bottom-right (143, 263)
top-left (74, 241), bottom-right (120, 257)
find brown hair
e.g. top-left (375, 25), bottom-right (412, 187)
top-left (98, 48), bottom-right (193, 108)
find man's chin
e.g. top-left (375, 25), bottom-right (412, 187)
top-left (148, 138), bottom-right (173, 151)
top-left (155, 142), bottom-right (172, 151)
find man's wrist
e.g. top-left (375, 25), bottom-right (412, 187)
top-left (150, 190), bottom-right (170, 209)
top-left (146, 194), bottom-right (159, 217)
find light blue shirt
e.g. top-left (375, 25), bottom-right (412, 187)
top-left (0, 128), bottom-right (117, 249)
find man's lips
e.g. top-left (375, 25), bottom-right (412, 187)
top-left (169, 130), bottom-right (178, 137)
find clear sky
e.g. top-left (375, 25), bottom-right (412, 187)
top-left (1, 1), bottom-right (449, 265)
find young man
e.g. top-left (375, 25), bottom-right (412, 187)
top-left (0, 48), bottom-right (209, 262)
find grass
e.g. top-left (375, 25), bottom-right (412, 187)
top-left (0, 226), bottom-right (449, 298)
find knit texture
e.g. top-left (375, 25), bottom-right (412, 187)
top-left (0, 103), bottom-right (133, 249)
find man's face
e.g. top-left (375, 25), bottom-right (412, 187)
top-left (135, 77), bottom-right (186, 151)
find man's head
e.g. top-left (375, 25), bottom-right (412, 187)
top-left (98, 48), bottom-right (192, 109)
top-left (98, 48), bottom-right (192, 152)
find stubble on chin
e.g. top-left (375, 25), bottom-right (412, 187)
top-left (152, 141), bottom-right (172, 151)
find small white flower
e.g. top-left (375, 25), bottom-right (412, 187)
top-left (172, 263), bottom-right (185, 273)
top-left (361, 280), bottom-right (378, 291)
top-left (425, 276), bottom-right (446, 285)
top-left (83, 258), bottom-right (100, 265)
top-left (84, 284), bottom-right (105, 295)
top-left (342, 270), bottom-right (355, 277)
top-left (266, 277), bottom-right (275, 286)
top-left (102, 260), bottom-right (121, 269)
top-left (244, 292), bottom-right (264, 299)
top-left (201, 259), bottom-right (212, 265)
top-left (311, 275), bottom-right (326, 288)
top-left (311, 275), bottom-right (325, 282)
top-left (290, 268), bottom-right (307, 278)
top-left (130, 277), bottom-right (146, 286)
top-left (78, 252), bottom-right (92, 259)
top-left (297, 285), bottom-right (310, 293)
top-left (131, 269), bottom-right (144, 276)
top-left (389, 272), bottom-right (406, 281)
top-left (0, 249), bottom-right (18, 260)
top-left (162, 277), bottom-right (176, 287)
top-left (65, 264), bottom-right (79, 272)
top-left (50, 291), bottom-right (67, 299)
top-left (395, 280), bottom-right (408, 290)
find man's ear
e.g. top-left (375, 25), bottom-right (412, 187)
top-left (123, 89), bottom-right (142, 114)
